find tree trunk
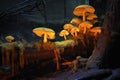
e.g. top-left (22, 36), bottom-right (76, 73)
top-left (86, 0), bottom-right (120, 69)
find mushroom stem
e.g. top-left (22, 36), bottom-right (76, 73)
top-left (83, 27), bottom-right (87, 34)
top-left (75, 32), bottom-right (77, 36)
top-left (43, 33), bottom-right (47, 43)
top-left (71, 33), bottom-right (74, 37)
top-left (63, 35), bottom-right (67, 40)
top-left (83, 11), bottom-right (86, 21)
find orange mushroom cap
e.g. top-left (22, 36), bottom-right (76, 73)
top-left (70, 26), bottom-right (80, 37)
top-left (87, 13), bottom-right (98, 20)
top-left (70, 17), bottom-right (82, 26)
top-left (70, 27), bottom-right (79, 32)
top-left (73, 4), bottom-right (95, 16)
top-left (32, 27), bottom-right (55, 39)
top-left (78, 21), bottom-right (93, 34)
top-left (89, 27), bottom-right (102, 33)
top-left (33, 27), bottom-right (55, 43)
top-left (63, 23), bottom-right (75, 32)
top-left (78, 21), bottom-right (93, 29)
top-left (59, 30), bottom-right (69, 37)
top-left (73, 4), bottom-right (95, 22)
top-left (59, 30), bottom-right (69, 40)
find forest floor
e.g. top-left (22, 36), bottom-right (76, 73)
top-left (32, 68), bottom-right (113, 80)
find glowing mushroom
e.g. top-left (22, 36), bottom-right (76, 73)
top-left (89, 27), bottom-right (102, 37)
top-left (3, 35), bottom-right (17, 67)
top-left (73, 4), bottom-right (95, 21)
top-left (59, 30), bottom-right (69, 40)
top-left (63, 23), bottom-right (74, 32)
top-left (87, 13), bottom-right (98, 24)
top-left (32, 27), bottom-right (55, 43)
top-left (87, 13), bottom-right (98, 20)
top-left (5, 35), bottom-right (15, 43)
top-left (89, 27), bottom-right (102, 46)
top-left (78, 21), bottom-right (93, 34)
top-left (70, 17), bottom-right (82, 26)
top-left (70, 27), bottom-right (80, 37)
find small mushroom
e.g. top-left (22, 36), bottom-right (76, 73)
top-left (70, 27), bottom-right (80, 37)
top-left (73, 4), bottom-right (95, 21)
top-left (87, 13), bottom-right (98, 24)
top-left (89, 27), bottom-right (102, 46)
top-left (87, 13), bottom-right (98, 20)
top-left (63, 23), bottom-right (74, 32)
top-left (59, 30), bottom-right (69, 40)
top-left (33, 27), bottom-right (55, 43)
top-left (78, 21), bottom-right (93, 34)
top-left (89, 27), bottom-right (102, 36)
top-left (5, 35), bottom-right (15, 43)
top-left (70, 17), bottom-right (82, 26)
top-left (3, 35), bottom-right (16, 67)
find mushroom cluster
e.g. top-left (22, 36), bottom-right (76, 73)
top-left (72, 4), bottom-right (102, 40)
top-left (73, 4), bottom-right (95, 34)
top-left (58, 4), bottom-right (101, 39)
top-left (32, 4), bottom-right (101, 44)
top-left (57, 4), bottom-right (102, 51)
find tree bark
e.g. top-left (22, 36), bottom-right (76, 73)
top-left (86, 0), bottom-right (120, 69)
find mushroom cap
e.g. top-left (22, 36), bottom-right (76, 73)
top-left (32, 27), bottom-right (55, 39)
top-left (70, 17), bottom-right (82, 26)
top-left (59, 30), bottom-right (69, 37)
top-left (73, 4), bottom-right (95, 16)
top-left (5, 35), bottom-right (15, 42)
top-left (63, 23), bottom-right (75, 31)
top-left (87, 13), bottom-right (98, 20)
top-left (78, 21), bottom-right (93, 29)
top-left (70, 27), bottom-right (80, 32)
top-left (89, 27), bottom-right (102, 33)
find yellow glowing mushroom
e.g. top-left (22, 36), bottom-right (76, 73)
top-left (32, 27), bottom-right (55, 43)
top-left (73, 4), bottom-right (95, 21)
top-left (78, 21), bottom-right (93, 34)
top-left (70, 17), bottom-right (83, 26)
top-left (3, 35), bottom-right (17, 68)
top-left (59, 30), bottom-right (69, 40)
top-left (63, 23), bottom-right (74, 32)
top-left (5, 35), bottom-right (15, 43)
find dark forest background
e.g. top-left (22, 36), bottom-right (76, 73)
top-left (0, 0), bottom-right (106, 42)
